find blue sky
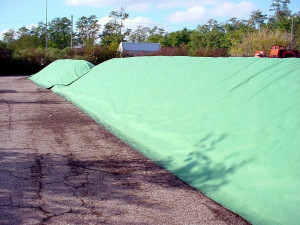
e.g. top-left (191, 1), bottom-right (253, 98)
top-left (0, 0), bottom-right (300, 37)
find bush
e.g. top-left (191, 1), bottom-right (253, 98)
top-left (150, 45), bottom-right (189, 56)
top-left (73, 43), bottom-right (120, 64)
top-left (193, 48), bottom-right (228, 57)
top-left (0, 44), bottom-right (120, 75)
top-left (229, 28), bottom-right (291, 56)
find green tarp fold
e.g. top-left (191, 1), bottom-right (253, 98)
top-left (33, 56), bottom-right (300, 225)
top-left (29, 59), bottom-right (94, 88)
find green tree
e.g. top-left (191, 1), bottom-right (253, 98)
top-left (149, 26), bottom-right (165, 36)
top-left (268, 0), bottom-right (292, 29)
top-left (29, 22), bottom-right (47, 47)
top-left (48, 17), bottom-right (72, 49)
top-left (13, 36), bottom-right (41, 50)
top-left (147, 26), bottom-right (166, 44)
top-left (76, 15), bottom-right (100, 45)
top-left (189, 30), bottom-right (230, 55)
top-left (147, 34), bottom-right (165, 44)
top-left (2, 29), bottom-right (16, 44)
top-left (17, 26), bottom-right (30, 37)
top-left (13, 26), bottom-right (40, 51)
top-left (101, 7), bottom-right (131, 45)
top-left (224, 17), bottom-right (252, 33)
top-left (101, 34), bottom-right (123, 46)
top-left (249, 10), bottom-right (268, 30)
top-left (198, 19), bottom-right (224, 33)
top-left (129, 26), bottom-right (150, 42)
top-left (163, 28), bottom-right (192, 47)
top-left (269, 0), bottom-right (291, 21)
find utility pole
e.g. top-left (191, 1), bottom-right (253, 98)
top-left (71, 14), bottom-right (73, 49)
top-left (291, 16), bottom-right (294, 48)
top-left (288, 15), bottom-right (297, 49)
top-left (45, 0), bottom-right (48, 50)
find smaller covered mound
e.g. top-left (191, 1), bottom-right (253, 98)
top-left (29, 59), bottom-right (94, 88)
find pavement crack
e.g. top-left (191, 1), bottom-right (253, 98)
top-left (39, 209), bottom-right (73, 225)
top-left (63, 154), bottom-right (104, 219)
top-left (30, 154), bottom-right (44, 200)
top-left (6, 102), bottom-right (13, 143)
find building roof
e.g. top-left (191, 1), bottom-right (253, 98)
top-left (120, 42), bottom-right (161, 52)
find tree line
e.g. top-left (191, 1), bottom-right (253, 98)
top-left (0, 0), bottom-right (299, 74)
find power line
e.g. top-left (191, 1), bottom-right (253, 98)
top-left (0, 16), bottom-right (198, 31)
top-left (0, 19), bottom-right (44, 25)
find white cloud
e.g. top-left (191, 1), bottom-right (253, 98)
top-left (167, 1), bottom-right (258, 23)
top-left (127, 3), bottom-right (151, 12)
top-left (65, 0), bottom-right (116, 7)
top-left (211, 1), bottom-right (257, 18)
top-left (0, 23), bottom-right (38, 40)
top-left (66, 0), bottom-right (258, 24)
top-left (97, 16), bottom-right (111, 26)
top-left (98, 16), bottom-right (156, 31)
top-left (167, 6), bottom-right (206, 23)
top-left (0, 29), bottom-right (9, 40)
top-left (157, 0), bottom-right (223, 9)
top-left (65, 0), bottom-right (223, 11)
top-left (124, 16), bottom-right (155, 29)
top-left (26, 23), bottom-right (38, 29)
top-left (66, 0), bottom-right (150, 11)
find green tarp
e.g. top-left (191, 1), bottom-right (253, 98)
top-left (34, 56), bottom-right (299, 225)
top-left (29, 59), bottom-right (94, 88)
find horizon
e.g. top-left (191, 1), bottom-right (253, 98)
top-left (1, 0), bottom-right (300, 39)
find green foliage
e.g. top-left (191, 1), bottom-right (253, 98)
top-left (101, 33), bottom-right (123, 46)
top-left (249, 10), bottom-right (268, 29)
top-left (101, 7), bottom-right (131, 45)
top-left (73, 43), bottom-right (120, 64)
top-left (1, 1), bottom-right (299, 75)
top-left (269, 0), bottom-right (291, 21)
top-left (0, 44), bottom-right (120, 75)
top-left (2, 29), bottom-right (16, 44)
top-left (189, 30), bottom-right (231, 55)
top-left (164, 28), bottom-right (192, 47)
top-left (129, 26), bottom-right (150, 42)
top-left (12, 35), bottom-right (41, 50)
top-left (76, 15), bottom-right (100, 45)
top-left (48, 17), bottom-right (72, 49)
top-left (229, 28), bottom-right (291, 56)
top-left (147, 34), bottom-right (165, 44)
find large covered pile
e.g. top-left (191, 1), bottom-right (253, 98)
top-left (32, 57), bottom-right (300, 225)
top-left (29, 59), bottom-right (94, 88)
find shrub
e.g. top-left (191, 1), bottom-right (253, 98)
top-left (0, 44), bottom-right (120, 75)
top-left (73, 44), bottom-right (119, 64)
top-left (193, 48), bottom-right (228, 57)
top-left (150, 45), bottom-right (189, 56)
top-left (229, 28), bottom-right (291, 56)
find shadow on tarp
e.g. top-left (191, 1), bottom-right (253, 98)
top-left (154, 133), bottom-right (252, 194)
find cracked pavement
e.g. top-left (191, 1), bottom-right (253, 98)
top-left (0, 76), bottom-right (250, 225)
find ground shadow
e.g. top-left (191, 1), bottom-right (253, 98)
top-left (0, 141), bottom-right (250, 225)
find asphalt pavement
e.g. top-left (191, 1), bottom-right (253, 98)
top-left (0, 76), bottom-right (250, 225)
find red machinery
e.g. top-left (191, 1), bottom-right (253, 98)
top-left (255, 46), bottom-right (300, 58)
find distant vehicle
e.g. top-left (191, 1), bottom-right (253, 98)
top-left (255, 46), bottom-right (300, 58)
